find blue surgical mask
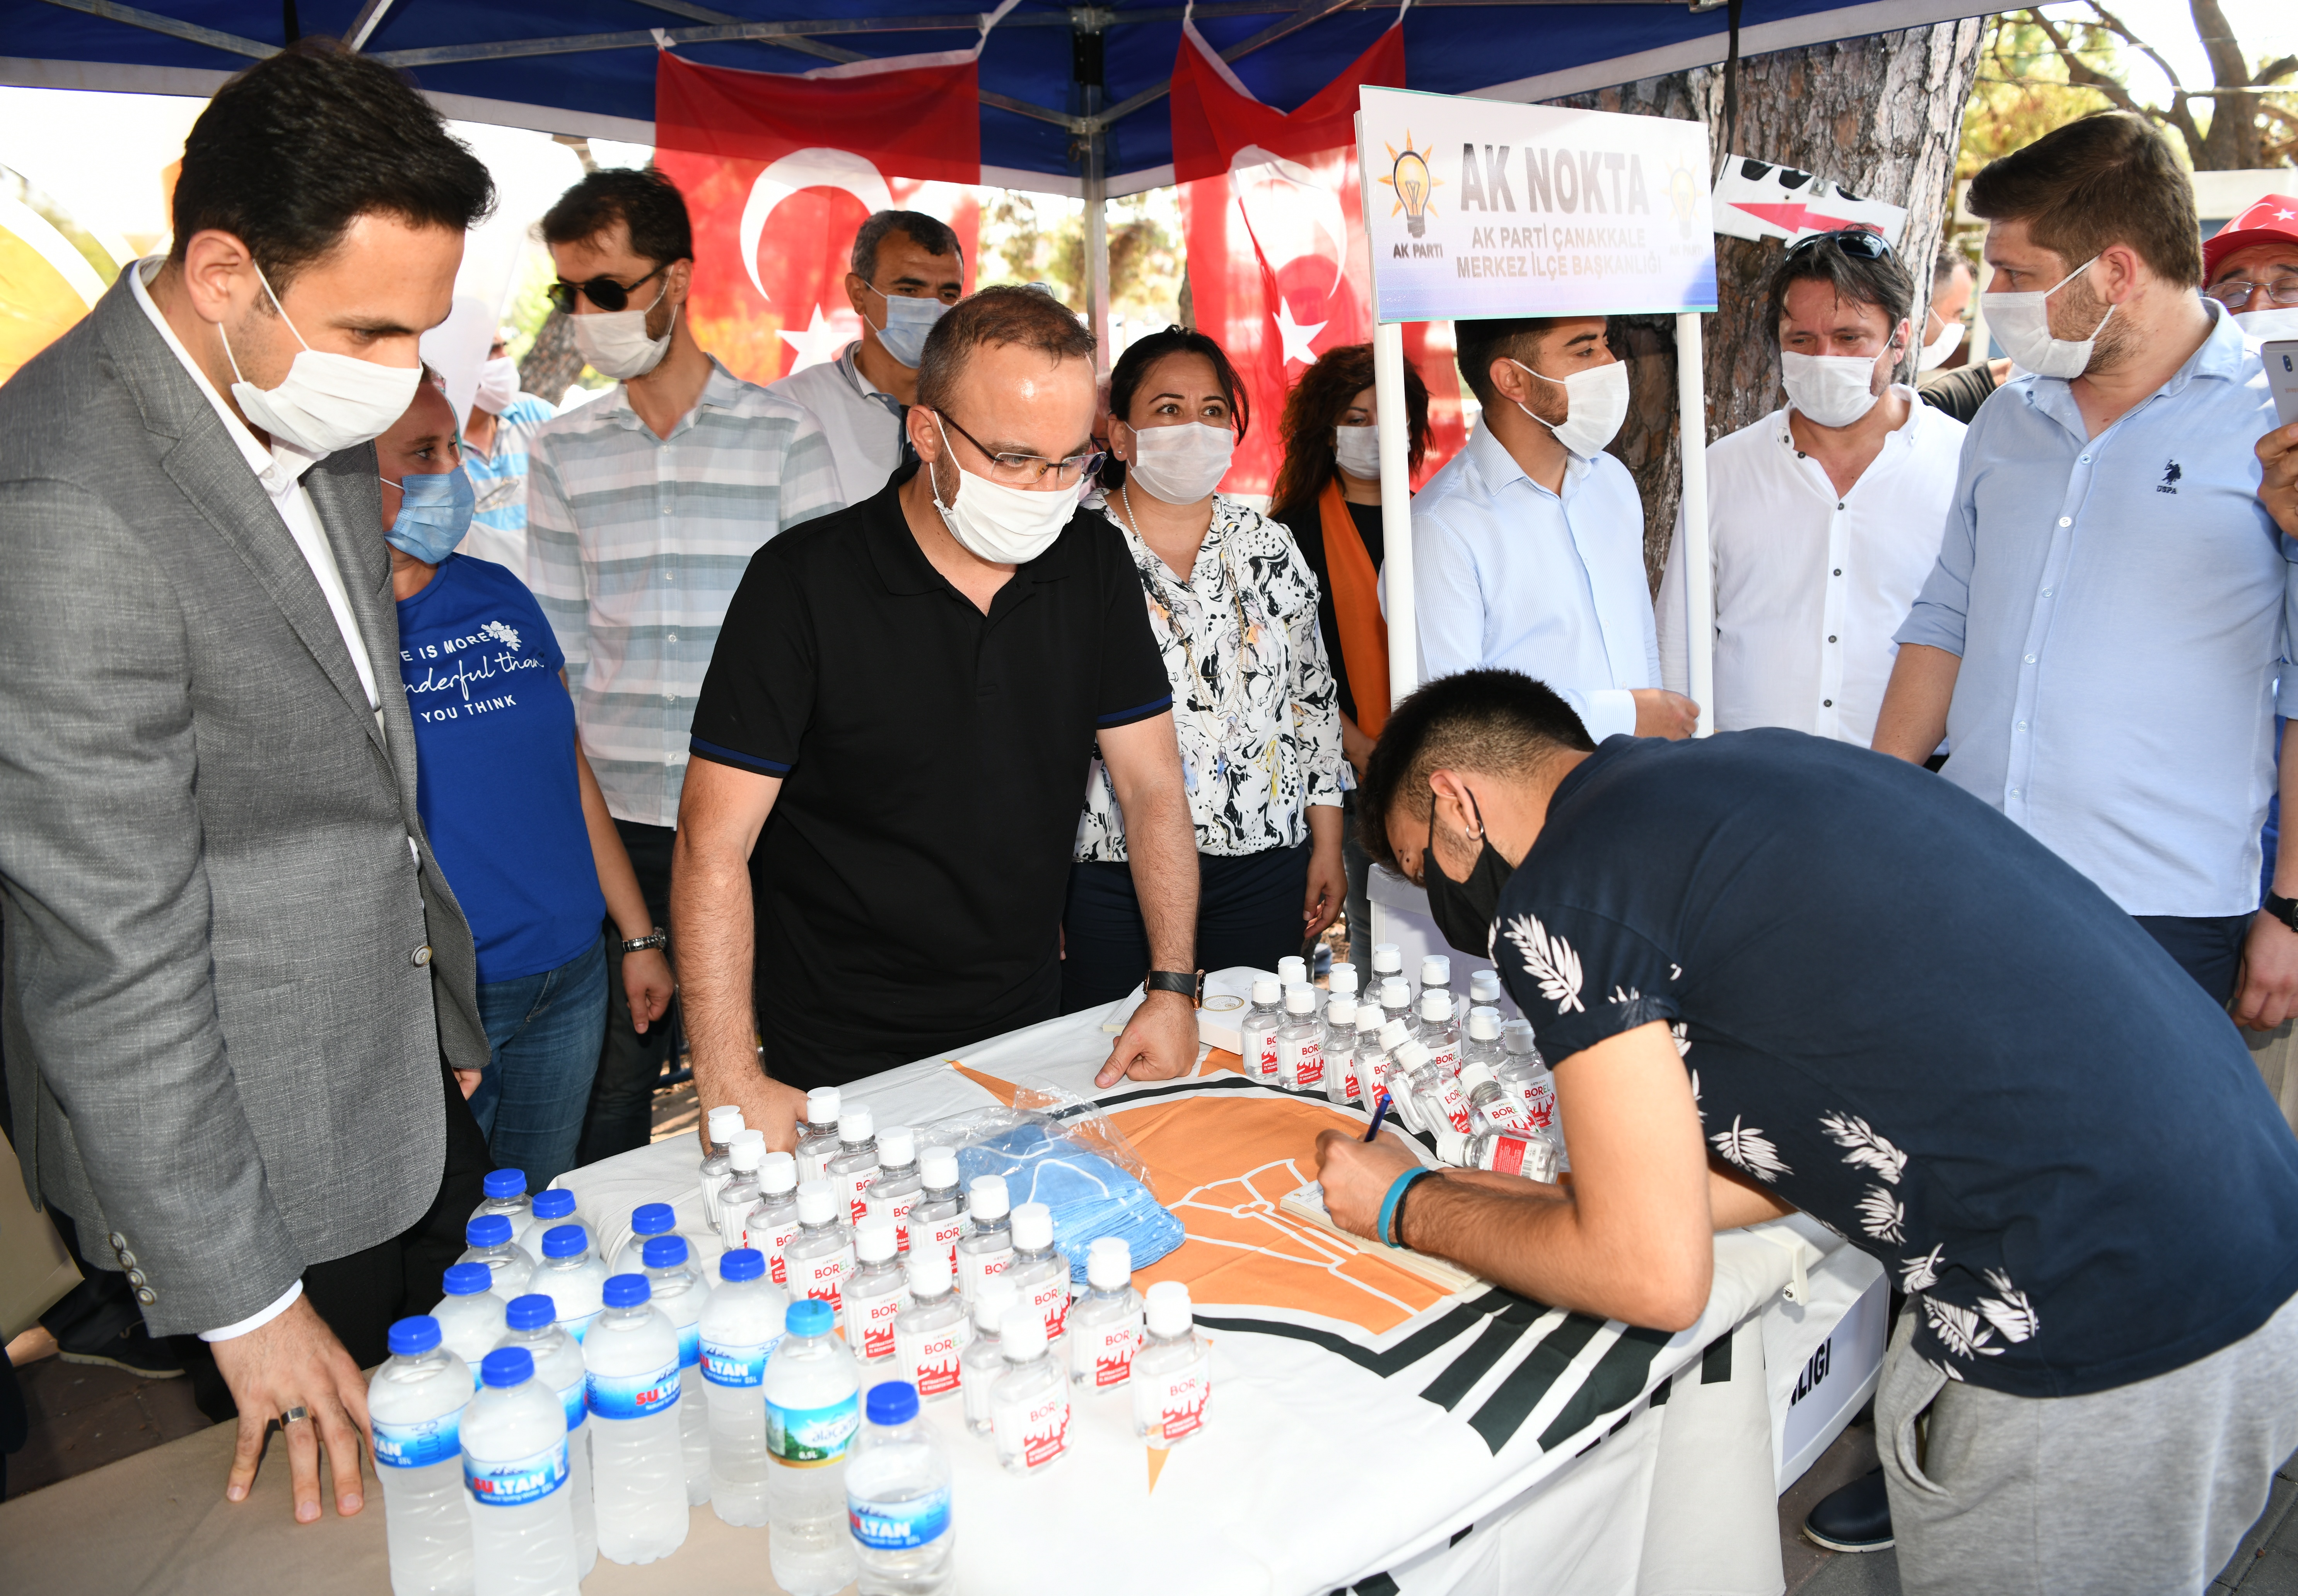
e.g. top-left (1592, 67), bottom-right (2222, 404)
top-left (381, 467), bottom-right (474, 564)
top-left (863, 284), bottom-right (948, 369)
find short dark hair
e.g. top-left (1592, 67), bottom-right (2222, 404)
top-left (1966, 110), bottom-right (2201, 289)
top-left (851, 210), bottom-right (963, 280)
top-left (1451, 317), bottom-right (1565, 408)
top-left (915, 284), bottom-right (1095, 416)
top-left (169, 38), bottom-right (494, 292)
top-left (541, 167), bottom-right (694, 268)
top-left (1933, 244), bottom-right (1964, 289)
top-left (1269, 343), bottom-right (1431, 521)
top-left (1357, 669), bottom-right (1595, 872)
top-left (1764, 234), bottom-right (1914, 345)
top-left (1101, 326), bottom-right (1249, 489)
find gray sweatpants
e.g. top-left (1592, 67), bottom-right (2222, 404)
top-left (1878, 1288), bottom-right (2298, 1595)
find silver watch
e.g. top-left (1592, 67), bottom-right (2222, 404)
top-left (620, 925), bottom-right (668, 954)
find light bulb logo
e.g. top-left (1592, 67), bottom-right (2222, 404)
top-left (1665, 157), bottom-right (1702, 242)
top-left (1378, 130), bottom-right (1442, 239)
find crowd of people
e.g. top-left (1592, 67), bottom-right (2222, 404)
top-left (7, 31), bottom-right (2298, 1594)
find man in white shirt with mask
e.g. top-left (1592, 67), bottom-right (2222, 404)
top-left (1659, 231), bottom-right (1965, 746)
top-left (1405, 315), bottom-right (1698, 742)
top-left (769, 209), bottom-right (966, 504)
top-left (455, 329), bottom-right (558, 574)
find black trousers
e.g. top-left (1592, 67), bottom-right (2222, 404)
top-left (2135, 912), bottom-right (2254, 1008)
top-left (1059, 841), bottom-right (1312, 1012)
top-left (575, 818), bottom-right (676, 1168)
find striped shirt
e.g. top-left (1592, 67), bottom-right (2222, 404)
top-left (526, 359), bottom-right (843, 826)
top-left (459, 393), bottom-right (557, 577)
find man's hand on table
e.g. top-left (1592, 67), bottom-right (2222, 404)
top-left (1310, 1127), bottom-right (1427, 1240)
top-left (1094, 989), bottom-right (1200, 1088)
top-left (211, 1294), bottom-right (371, 1523)
top-left (698, 1071), bottom-right (812, 1157)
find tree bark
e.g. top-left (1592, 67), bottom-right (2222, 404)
top-left (519, 310), bottom-right (587, 404)
top-left (1552, 19), bottom-right (1984, 590)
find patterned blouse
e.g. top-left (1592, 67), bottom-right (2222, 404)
top-left (1076, 493), bottom-right (1347, 861)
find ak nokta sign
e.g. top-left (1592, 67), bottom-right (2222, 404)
top-left (1357, 85), bottom-right (1719, 324)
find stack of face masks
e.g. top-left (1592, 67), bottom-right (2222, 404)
top-left (925, 1104), bottom-right (1185, 1284)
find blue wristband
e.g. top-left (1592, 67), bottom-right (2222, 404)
top-left (1377, 1167), bottom-right (1436, 1249)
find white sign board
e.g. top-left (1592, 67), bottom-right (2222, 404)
top-left (1359, 85), bottom-right (1718, 324)
top-left (1711, 154), bottom-right (1908, 246)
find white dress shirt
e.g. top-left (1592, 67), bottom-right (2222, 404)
top-left (1656, 389), bottom-right (1965, 745)
top-left (767, 341), bottom-right (907, 506)
top-left (1398, 420), bottom-right (1657, 742)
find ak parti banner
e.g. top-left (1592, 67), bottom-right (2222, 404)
top-left (653, 50), bottom-right (984, 387)
top-left (1170, 24), bottom-right (1467, 498)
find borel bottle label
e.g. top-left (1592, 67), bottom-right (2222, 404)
top-left (1081, 1322), bottom-right (1139, 1390)
top-left (1279, 1038), bottom-right (1324, 1090)
top-left (898, 1325), bottom-right (964, 1398)
top-left (870, 1188), bottom-right (922, 1253)
top-left (1135, 1353), bottom-right (1211, 1449)
top-left (1027, 1276), bottom-right (1070, 1342)
top-left (849, 1294), bottom-right (902, 1362)
top-left (802, 1249), bottom-right (853, 1318)
top-left (994, 1387), bottom-right (1071, 1472)
top-left (752, 1213), bottom-right (802, 1286)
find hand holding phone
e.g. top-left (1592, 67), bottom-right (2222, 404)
top-left (2267, 340), bottom-right (2298, 429)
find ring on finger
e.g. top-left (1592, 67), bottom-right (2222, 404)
top-left (282, 1405), bottom-right (310, 1425)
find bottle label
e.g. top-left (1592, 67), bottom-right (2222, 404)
top-left (1480, 1091), bottom-right (1531, 1133)
top-left (843, 1165), bottom-right (879, 1229)
top-left (1134, 1350), bottom-right (1211, 1448)
top-left (867, 1186), bottom-right (922, 1252)
top-left (559, 1310), bottom-right (598, 1345)
top-left (797, 1143), bottom-right (833, 1187)
top-left (801, 1245), bottom-right (855, 1319)
top-left (700, 1334), bottom-right (773, 1388)
top-left (1334, 1057), bottom-right (1363, 1104)
top-left (846, 1289), bottom-right (903, 1362)
top-left (717, 1198), bottom-right (757, 1255)
top-left (1278, 1036), bottom-right (1324, 1090)
top-left (924, 1213), bottom-right (966, 1275)
top-left (464, 1440), bottom-right (569, 1507)
top-left (1428, 1040), bottom-right (1462, 1076)
top-left (849, 1483), bottom-right (952, 1550)
top-left (1075, 1316), bottom-right (1141, 1389)
top-left (1519, 1075), bottom-right (1559, 1131)
top-left (766, 1392), bottom-right (859, 1467)
top-left (992, 1385), bottom-right (1071, 1471)
top-left (1435, 1077), bottom-right (1473, 1134)
top-left (555, 1377), bottom-right (587, 1433)
top-left (674, 1322), bottom-right (700, 1369)
top-left (751, 1211), bottom-right (802, 1286)
top-left (958, 1240), bottom-right (1012, 1302)
top-left (898, 1323), bottom-right (965, 1398)
top-left (1025, 1272), bottom-right (1070, 1342)
top-left (1487, 1134), bottom-right (1534, 1176)
top-left (374, 1411), bottom-right (461, 1470)
top-left (587, 1358), bottom-right (682, 1420)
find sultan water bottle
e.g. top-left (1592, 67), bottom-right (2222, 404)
top-left (612, 1202), bottom-right (678, 1277)
top-left (462, 1346), bottom-right (579, 1596)
top-left (515, 1188), bottom-right (580, 1261)
top-left (582, 1274), bottom-right (689, 1564)
top-left (432, 1264), bottom-right (508, 1384)
top-left (701, 1247), bottom-right (786, 1527)
top-left (1003, 1202), bottom-right (1070, 1348)
top-left (697, 1105), bottom-right (745, 1230)
top-left (893, 1248), bottom-right (968, 1403)
top-left (470, 1170), bottom-right (535, 1260)
top-left (497, 1294), bottom-right (596, 1577)
top-left (1132, 1281), bottom-right (1211, 1449)
top-left (766, 1298), bottom-right (862, 1596)
top-left (784, 1178), bottom-right (858, 1328)
top-left (370, 1316), bottom-right (474, 1596)
top-left (530, 1224), bottom-right (607, 1344)
top-left (953, 1176), bottom-right (1013, 1306)
top-left (1274, 984), bottom-right (1326, 1091)
top-left (458, 1215), bottom-right (534, 1303)
top-left (1323, 996), bottom-right (1362, 1105)
top-left (988, 1305), bottom-right (1069, 1476)
top-left (1066, 1237), bottom-right (1142, 1392)
top-left (907, 1148), bottom-right (967, 1277)
top-left (826, 1106), bottom-right (883, 1229)
top-left (640, 1235), bottom-right (712, 1506)
top-left (863, 1125), bottom-right (924, 1252)
top-left (1239, 977), bottom-right (1284, 1083)
top-left (847, 1380), bottom-right (956, 1596)
top-left (845, 1216), bottom-right (909, 1364)
top-left (796, 1088), bottom-right (844, 1186)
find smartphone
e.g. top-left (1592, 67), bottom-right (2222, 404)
top-left (2268, 339), bottom-right (2298, 429)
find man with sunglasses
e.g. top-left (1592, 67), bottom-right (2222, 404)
top-left (673, 285), bottom-right (1201, 1147)
top-left (525, 167), bottom-right (844, 1163)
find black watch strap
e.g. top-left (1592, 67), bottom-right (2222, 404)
top-left (620, 925), bottom-right (669, 954)
top-left (1144, 969), bottom-right (1203, 1004)
top-left (2270, 893), bottom-right (2298, 934)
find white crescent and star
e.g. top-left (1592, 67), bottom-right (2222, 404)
top-left (1228, 144), bottom-right (1352, 369)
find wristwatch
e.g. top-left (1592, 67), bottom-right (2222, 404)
top-left (1144, 969), bottom-right (1203, 1004)
top-left (620, 925), bottom-right (669, 954)
top-left (2267, 893), bottom-right (2298, 935)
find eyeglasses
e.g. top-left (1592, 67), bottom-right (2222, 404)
top-left (2204, 276), bottom-right (2298, 308)
top-left (1785, 228), bottom-right (1893, 261)
top-left (936, 410), bottom-right (1105, 489)
top-left (546, 263), bottom-right (669, 315)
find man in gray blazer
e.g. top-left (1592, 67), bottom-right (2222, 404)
top-left (0, 42), bottom-right (495, 1525)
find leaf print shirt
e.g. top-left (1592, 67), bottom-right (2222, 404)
top-left (1076, 494), bottom-right (1347, 861)
top-left (1495, 728), bottom-right (2298, 1399)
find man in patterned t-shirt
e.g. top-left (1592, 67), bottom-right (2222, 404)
top-left (1313, 668), bottom-right (2298, 1595)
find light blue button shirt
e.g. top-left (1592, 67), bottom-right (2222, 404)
top-left (1896, 300), bottom-right (2295, 916)
top-left (1400, 420), bottom-right (1657, 741)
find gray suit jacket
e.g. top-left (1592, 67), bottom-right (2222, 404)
top-left (0, 270), bottom-right (488, 1336)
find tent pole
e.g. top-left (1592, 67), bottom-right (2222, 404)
top-left (1085, 150), bottom-right (1110, 378)
top-left (1376, 320), bottom-right (1414, 714)
top-left (1675, 310), bottom-right (1714, 736)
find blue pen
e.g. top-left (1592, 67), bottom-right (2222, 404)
top-left (1363, 1088), bottom-right (1393, 1142)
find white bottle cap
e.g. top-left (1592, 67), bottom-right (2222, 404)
top-left (968, 1175), bottom-right (1011, 1221)
top-left (856, 1216), bottom-right (898, 1263)
top-left (1421, 955), bottom-right (1451, 987)
top-left (1468, 1006), bottom-right (1501, 1041)
top-left (1471, 970), bottom-right (1503, 1003)
top-left (760, 1151), bottom-right (797, 1194)
top-left (1250, 977), bottom-right (1282, 1005)
top-left (1277, 955), bottom-right (1307, 984)
top-left (1435, 1129), bottom-right (1470, 1166)
top-left (838, 1104), bottom-right (875, 1144)
top-left (1372, 943), bottom-right (1402, 973)
top-left (707, 1105), bottom-right (745, 1139)
top-left (1010, 1201), bottom-right (1053, 1250)
top-left (1503, 1020), bottom-right (1537, 1054)
top-left (1378, 1018), bottom-right (1412, 1051)
top-left (796, 1179), bottom-right (838, 1225)
top-left (1328, 963), bottom-right (1359, 995)
top-left (1086, 1236), bottom-right (1131, 1289)
top-left (806, 1087), bottom-right (840, 1127)
top-left (1284, 984), bottom-right (1318, 1016)
top-left (1144, 1279), bottom-right (1193, 1336)
top-left (1457, 1061), bottom-right (1497, 1093)
top-left (973, 1274), bottom-right (1018, 1333)
top-left (1327, 995), bottom-right (1355, 1025)
top-left (907, 1248), bottom-right (951, 1296)
top-left (1381, 978), bottom-right (1411, 1006)
top-left (1000, 1304), bottom-right (1048, 1361)
top-left (1357, 1002), bottom-right (1386, 1032)
top-left (1394, 1038), bottom-right (1432, 1071)
top-left (1420, 990), bottom-right (1451, 1022)
top-left (878, 1125), bottom-right (917, 1166)
top-left (921, 1147), bottom-right (961, 1189)
top-left (729, 1135), bottom-right (765, 1172)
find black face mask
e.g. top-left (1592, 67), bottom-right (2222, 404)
top-left (1424, 789), bottom-right (1513, 958)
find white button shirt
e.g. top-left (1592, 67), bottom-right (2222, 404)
top-left (1656, 389), bottom-right (1965, 745)
top-left (767, 341), bottom-right (907, 505)
top-left (1398, 420), bottom-right (1657, 742)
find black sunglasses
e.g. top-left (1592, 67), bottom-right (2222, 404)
top-left (546, 263), bottom-right (669, 315)
top-left (1784, 227), bottom-right (1893, 261)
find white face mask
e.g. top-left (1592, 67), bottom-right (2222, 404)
top-left (1509, 358), bottom-right (1629, 459)
top-left (1123, 420), bottom-right (1234, 505)
top-left (1781, 350), bottom-right (1887, 429)
top-left (1916, 312), bottom-right (1965, 372)
top-left (1334, 423), bottom-right (1381, 481)
top-left (473, 355), bottom-right (520, 414)
top-left (1986, 257), bottom-right (2111, 380)
top-left (574, 281), bottom-right (674, 381)
top-left (2234, 307), bottom-right (2298, 341)
top-left (863, 284), bottom-right (948, 370)
top-left (927, 415), bottom-right (1081, 566)
top-left (216, 262), bottom-right (421, 458)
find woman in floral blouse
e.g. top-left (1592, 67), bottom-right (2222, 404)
top-left (1062, 327), bottom-right (1349, 1010)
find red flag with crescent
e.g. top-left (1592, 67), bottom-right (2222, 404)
top-left (653, 50), bottom-right (983, 386)
top-left (1169, 24), bottom-right (1467, 498)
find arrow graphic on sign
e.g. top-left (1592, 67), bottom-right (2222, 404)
top-left (1727, 201), bottom-right (1885, 237)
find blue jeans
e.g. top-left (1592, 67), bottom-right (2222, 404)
top-left (470, 934), bottom-right (608, 1190)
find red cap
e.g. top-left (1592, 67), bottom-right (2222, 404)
top-left (2204, 194), bottom-right (2298, 279)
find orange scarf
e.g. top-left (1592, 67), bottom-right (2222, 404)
top-left (1318, 477), bottom-right (1391, 737)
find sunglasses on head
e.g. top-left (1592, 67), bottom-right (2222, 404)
top-left (1784, 228), bottom-right (1893, 262)
top-left (545, 263), bottom-right (669, 315)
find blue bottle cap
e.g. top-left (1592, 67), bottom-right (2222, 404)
top-left (866, 1380), bottom-right (920, 1427)
top-left (642, 1235), bottom-right (688, 1270)
top-left (531, 1189), bottom-right (577, 1220)
top-left (480, 1346), bottom-right (534, 1388)
top-left (785, 1298), bottom-right (833, 1338)
top-left (505, 1293), bottom-right (556, 1332)
top-left (466, 1214), bottom-right (514, 1248)
top-left (719, 1248), bottom-right (765, 1283)
top-left (632, 1202), bottom-right (675, 1236)
top-left (443, 1262), bottom-right (493, 1297)
top-left (602, 1273), bottom-right (650, 1309)
top-left (541, 1223), bottom-right (589, 1260)
top-left (387, 1315), bottom-right (442, 1356)
top-left (482, 1169), bottom-right (527, 1200)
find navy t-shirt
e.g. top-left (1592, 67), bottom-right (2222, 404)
top-left (1499, 729), bottom-right (2298, 1398)
top-left (397, 554), bottom-right (604, 984)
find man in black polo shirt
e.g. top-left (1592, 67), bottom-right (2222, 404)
top-left (673, 286), bottom-right (1201, 1141)
top-left (1313, 670), bottom-right (2298, 1594)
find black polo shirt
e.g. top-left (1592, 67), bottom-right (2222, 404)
top-left (689, 467), bottom-right (1172, 1087)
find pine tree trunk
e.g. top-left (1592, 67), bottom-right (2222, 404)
top-left (518, 310), bottom-right (587, 406)
top-left (1552, 19), bottom-right (1984, 589)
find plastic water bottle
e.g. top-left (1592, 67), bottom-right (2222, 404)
top-left (583, 1274), bottom-right (689, 1564)
top-left (612, 1202), bottom-right (678, 1277)
top-left (1436, 1127), bottom-right (1564, 1181)
top-left (1327, 960), bottom-right (1360, 1003)
top-left (1470, 968), bottom-right (1504, 1010)
top-left (1323, 996), bottom-right (1362, 1105)
top-left (532, 1224), bottom-right (607, 1344)
top-left (953, 1176), bottom-right (1012, 1306)
top-left (640, 1235), bottom-right (711, 1506)
top-left (863, 1125), bottom-right (924, 1252)
top-left (515, 1188), bottom-right (580, 1261)
top-left (744, 1152), bottom-right (803, 1287)
top-left (826, 1105), bottom-right (882, 1230)
top-left (958, 1275), bottom-right (1018, 1437)
top-left (697, 1105), bottom-right (745, 1231)
top-left (471, 1170), bottom-right (535, 1260)
top-left (1370, 943), bottom-right (1407, 1004)
top-left (1421, 954), bottom-right (1454, 1017)
top-left (496, 1295), bottom-right (596, 1579)
top-left (1275, 984), bottom-right (1326, 1091)
top-left (1353, 1006), bottom-right (1397, 1111)
top-left (1367, 1016), bottom-right (1415, 1115)
top-left (784, 1178), bottom-right (857, 1328)
top-left (988, 1305), bottom-right (1069, 1475)
top-left (1378, 975), bottom-right (1414, 1032)
top-left (1003, 1202), bottom-right (1070, 1349)
top-left (1398, 1038), bottom-right (1473, 1136)
top-left (1132, 1281), bottom-right (1211, 1448)
top-left (845, 1216), bottom-right (908, 1363)
top-left (370, 1316), bottom-right (474, 1596)
top-left (715, 1131), bottom-right (767, 1252)
top-left (459, 1215), bottom-right (535, 1303)
top-left (847, 1381), bottom-right (956, 1596)
top-left (765, 1298), bottom-right (862, 1596)
top-left (1458, 1060), bottom-right (1533, 1136)
top-left (1276, 954), bottom-right (1308, 988)
top-left (700, 1247), bottom-right (786, 1527)
top-left (796, 1088), bottom-right (843, 1186)
top-left (1067, 1238), bottom-right (1142, 1392)
top-left (1415, 988), bottom-right (1462, 1074)
top-left (432, 1263), bottom-right (508, 1385)
top-left (893, 1248), bottom-right (968, 1403)
top-left (1499, 1021), bottom-right (1562, 1142)
top-left (462, 1346), bottom-right (579, 1596)
top-left (1460, 1006), bottom-right (1506, 1076)
top-left (907, 1148), bottom-right (966, 1278)
top-left (1239, 977), bottom-right (1284, 1083)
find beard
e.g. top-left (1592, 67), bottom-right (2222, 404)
top-left (2052, 274), bottom-right (2135, 369)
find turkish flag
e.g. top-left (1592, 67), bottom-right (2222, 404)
top-left (1170, 25), bottom-right (1467, 498)
top-left (653, 51), bottom-right (983, 387)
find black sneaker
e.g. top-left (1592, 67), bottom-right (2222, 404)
top-left (1804, 1466), bottom-right (1893, 1552)
top-left (56, 1321), bottom-right (185, 1379)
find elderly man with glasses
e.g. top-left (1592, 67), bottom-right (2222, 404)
top-left (2204, 191), bottom-right (2298, 340)
top-left (673, 285), bottom-right (1202, 1144)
